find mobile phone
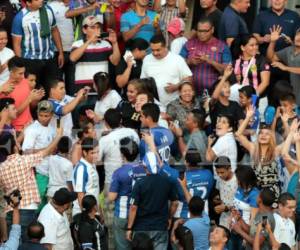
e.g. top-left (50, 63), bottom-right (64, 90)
top-left (179, 171), bottom-right (185, 180)
top-left (57, 118), bottom-right (61, 128)
top-left (99, 32), bottom-right (109, 39)
top-left (262, 215), bottom-right (268, 228)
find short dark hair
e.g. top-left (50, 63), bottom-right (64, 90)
top-left (0, 133), bottom-right (16, 158)
top-left (104, 109), bottom-right (122, 129)
top-left (188, 196), bottom-right (204, 216)
top-left (8, 56), bottom-right (25, 71)
top-left (259, 188), bottom-right (276, 207)
top-left (279, 93), bottom-right (296, 103)
top-left (25, 70), bottom-right (36, 78)
top-left (77, 121), bottom-right (94, 140)
top-left (57, 136), bottom-right (72, 154)
top-left (185, 149), bottom-right (202, 166)
top-left (0, 98), bottom-right (15, 112)
top-left (235, 166), bottom-right (257, 190)
top-left (0, 28), bottom-right (7, 33)
top-left (27, 221), bottom-right (45, 240)
top-left (48, 79), bottom-right (64, 93)
top-left (93, 72), bottom-right (111, 100)
top-left (141, 103), bottom-right (160, 123)
top-left (190, 109), bottom-right (205, 129)
top-left (197, 17), bottom-right (214, 27)
top-left (132, 233), bottom-right (153, 250)
top-left (150, 34), bottom-right (166, 47)
top-left (120, 137), bottom-right (139, 162)
top-left (127, 38), bottom-right (149, 51)
top-left (81, 137), bottom-right (98, 153)
top-left (278, 192), bottom-right (295, 206)
top-left (217, 225), bottom-right (231, 243)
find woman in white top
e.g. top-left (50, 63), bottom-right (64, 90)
top-left (86, 72), bottom-right (121, 130)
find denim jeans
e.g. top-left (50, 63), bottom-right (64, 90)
top-left (113, 217), bottom-right (131, 250)
top-left (6, 209), bottom-right (37, 243)
top-left (134, 230), bottom-right (168, 250)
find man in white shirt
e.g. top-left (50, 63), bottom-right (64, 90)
top-left (273, 192), bottom-right (297, 249)
top-left (141, 34), bottom-right (192, 107)
top-left (22, 100), bottom-right (56, 211)
top-left (72, 137), bottom-right (101, 217)
top-left (0, 28), bottom-right (14, 85)
top-left (38, 188), bottom-right (76, 250)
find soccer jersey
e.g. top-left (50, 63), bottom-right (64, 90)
top-left (12, 5), bottom-right (56, 60)
top-left (175, 169), bottom-right (214, 218)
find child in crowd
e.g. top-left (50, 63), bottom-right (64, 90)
top-left (25, 71), bottom-right (37, 90)
top-left (167, 17), bottom-right (187, 54)
top-left (0, 28), bottom-right (14, 85)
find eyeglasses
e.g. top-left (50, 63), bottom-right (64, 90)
top-left (197, 28), bottom-right (212, 33)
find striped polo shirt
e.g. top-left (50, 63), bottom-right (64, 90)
top-left (180, 37), bottom-right (232, 95)
top-left (71, 39), bottom-right (112, 85)
top-left (11, 5), bottom-right (56, 60)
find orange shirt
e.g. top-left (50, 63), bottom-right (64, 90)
top-left (0, 78), bottom-right (32, 131)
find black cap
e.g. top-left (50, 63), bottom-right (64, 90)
top-left (238, 85), bottom-right (256, 98)
top-left (53, 188), bottom-right (77, 206)
top-left (0, 98), bottom-right (15, 112)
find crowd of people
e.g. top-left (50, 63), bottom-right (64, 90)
top-left (0, 0), bottom-right (300, 249)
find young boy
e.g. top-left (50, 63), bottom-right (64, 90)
top-left (47, 136), bottom-right (73, 198)
top-left (167, 17), bottom-right (187, 54)
top-left (48, 79), bottom-right (87, 138)
top-left (25, 71), bottom-right (37, 90)
top-left (214, 156), bottom-right (238, 229)
top-left (22, 100), bottom-right (56, 211)
top-left (0, 28), bottom-right (14, 85)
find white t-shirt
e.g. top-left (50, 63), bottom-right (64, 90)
top-left (94, 90), bottom-right (122, 117)
top-left (0, 47), bottom-right (14, 85)
top-left (229, 83), bottom-right (242, 103)
top-left (39, 202), bottom-right (74, 250)
top-left (212, 132), bottom-right (237, 171)
top-left (47, 155), bottom-right (73, 197)
top-left (99, 127), bottom-right (140, 185)
top-left (72, 158), bottom-right (100, 216)
top-left (48, 1), bottom-right (74, 52)
top-left (273, 213), bottom-right (296, 248)
top-left (170, 37), bottom-right (187, 55)
top-left (141, 52), bottom-right (192, 106)
top-left (22, 120), bottom-right (56, 176)
top-left (216, 174), bottom-right (238, 228)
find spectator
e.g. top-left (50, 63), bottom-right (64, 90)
top-left (273, 193), bottom-right (296, 249)
top-left (25, 71), bottom-right (37, 90)
top-left (141, 34), bottom-right (192, 106)
top-left (209, 66), bottom-right (244, 130)
top-left (72, 137), bottom-right (101, 217)
top-left (18, 221), bottom-right (47, 250)
top-left (230, 166), bottom-right (259, 250)
top-left (115, 38), bottom-right (149, 99)
top-left (47, 136), bottom-right (73, 199)
top-left (126, 132), bottom-right (179, 249)
top-left (120, 0), bottom-right (158, 42)
top-left (172, 196), bottom-right (210, 250)
top-left (153, 0), bottom-right (186, 45)
top-left (253, 0), bottom-right (300, 55)
top-left (167, 17), bottom-right (187, 54)
top-left (0, 28), bottom-right (14, 85)
top-left (22, 100), bottom-right (56, 211)
top-left (214, 156), bottom-right (238, 229)
top-left (48, 0), bottom-right (75, 95)
top-left (11, 0), bottom-right (64, 88)
top-left (38, 188), bottom-right (76, 250)
top-left (70, 15), bottom-right (120, 94)
top-left (48, 79), bottom-right (87, 138)
top-left (208, 225), bottom-right (230, 250)
top-left (86, 72), bottom-right (122, 129)
top-left (72, 195), bottom-right (108, 250)
top-left (181, 18), bottom-right (231, 95)
top-left (177, 150), bottom-right (214, 218)
top-left (0, 191), bottom-right (21, 250)
top-left (236, 107), bottom-right (283, 199)
top-left (166, 81), bottom-right (203, 129)
top-left (219, 0), bottom-right (250, 46)
top-left (0, 127), bottom-right (63, 241)
top-left (108, 137), bottom-right (149, 250)
top-left (139, 103), bottom-right (174, 162)
top-left (170, 109), bottom-right (207, 160)
top-left (0, 56), bottom-right (44, 131)
top-left (267, 26), bottom-right (300, 106)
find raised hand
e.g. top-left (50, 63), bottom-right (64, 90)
top-left (269, 25), bottom-right (282, 42)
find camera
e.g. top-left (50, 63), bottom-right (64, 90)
top-left (4, 189), bottom-right (22, 206)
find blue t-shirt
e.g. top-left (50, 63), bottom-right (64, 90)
top-left (139, 126), bottom-right (174, 162)
top-left (234, 187), bottom-right (259, 224)
top-left (110, 163), bottom-right (146, 218)
top-left (48, 98), bottom-right (64, 117)
top-left (120, 10), bottom-right (157, 42)
top-left (219, 6), bottom-right (249, 41)
top-left (177, 169), bottom-right (214, 218)
top-left (184, 214), bottom-right (210, 250)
